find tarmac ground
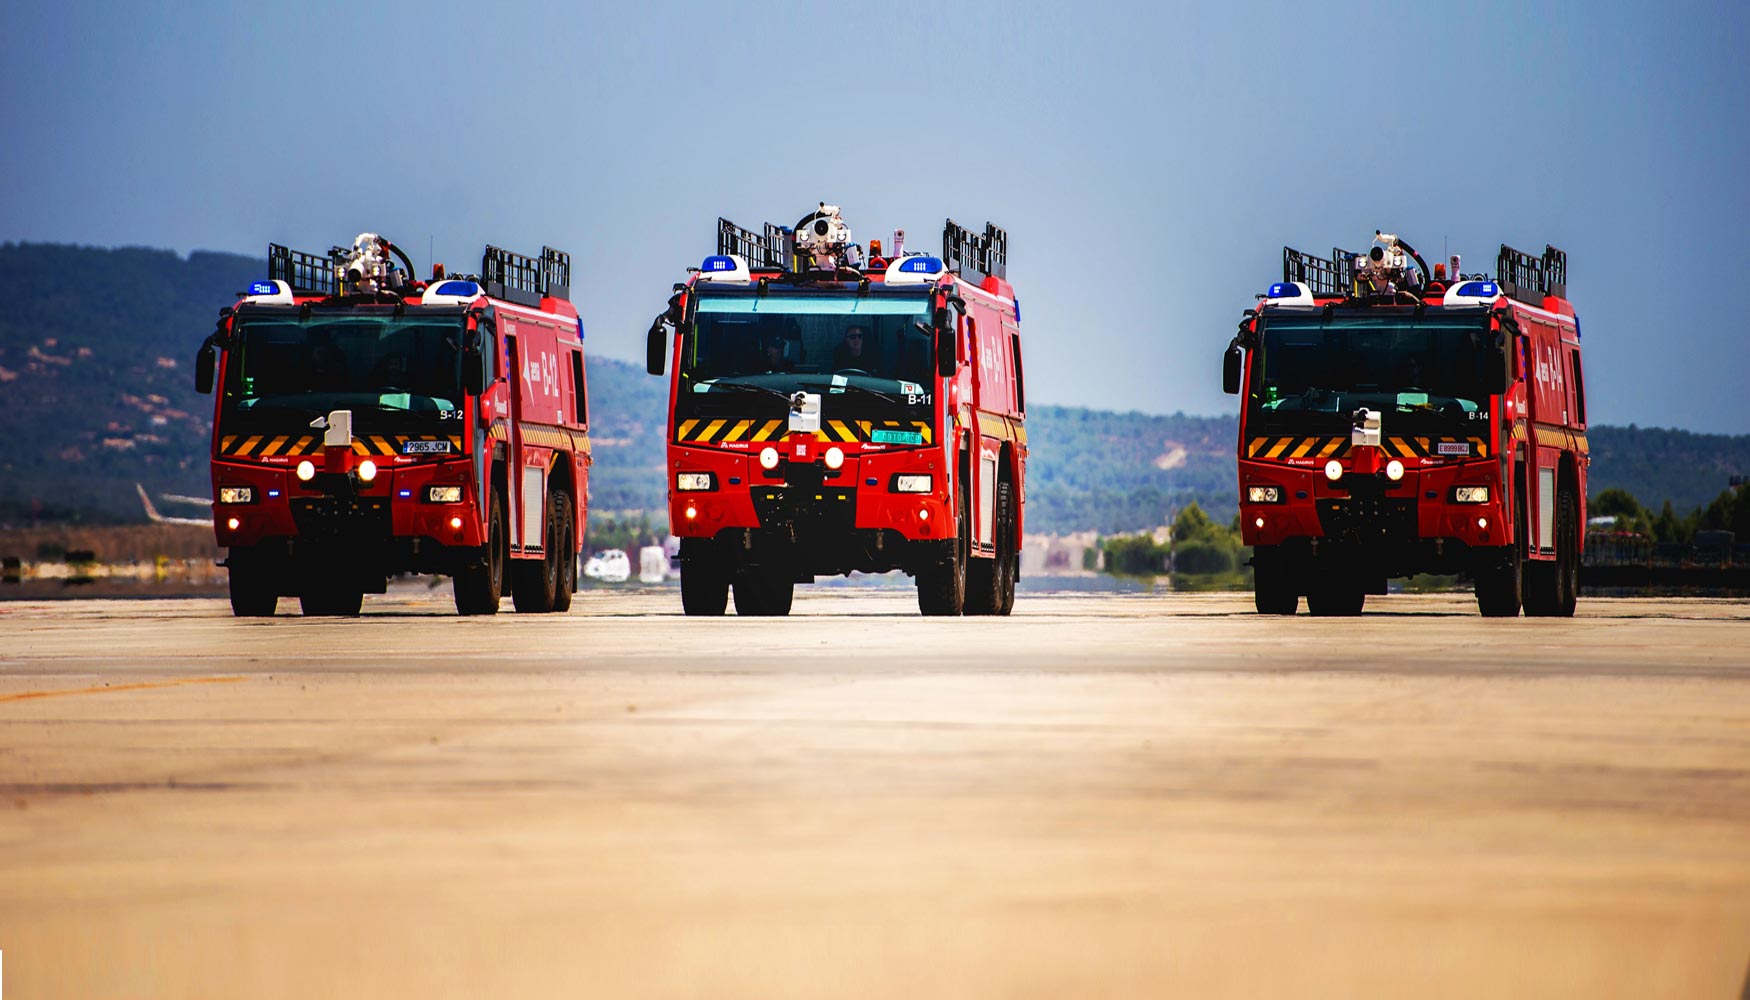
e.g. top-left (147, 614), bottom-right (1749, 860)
top-left (1, 590), bottom-right (1747, 998)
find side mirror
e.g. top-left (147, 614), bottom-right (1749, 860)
top-left (647, 316), bottom-right (669, 376)
top-left (1487, 341), bottom-right (1511, 396)
top-left (1222, 343), bottom-right (1243, 395)
top-left (934, 306), bottom-right (957, 378)
top-left (463, 351), bottom-right (487, 395)
top-left (195, 339), bottom-right (216, 394)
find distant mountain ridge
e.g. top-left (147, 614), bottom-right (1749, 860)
top-left (2, 243), bottom-right (1744, 533)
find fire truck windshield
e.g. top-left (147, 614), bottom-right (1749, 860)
top-left (680, 295), bottom-right (935, 416)
top-left (222, 312), bottom-right (465, 419)
top-left (1249, 310), bottom-right (1495, 430)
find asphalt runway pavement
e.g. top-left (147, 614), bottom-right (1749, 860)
top-left (1, 591), bottom-right (1747, 998)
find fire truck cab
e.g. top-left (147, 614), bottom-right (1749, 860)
top-left (1223, 233), bottom-right (1587, 616)
top-left (646, 207), bottom-right (1026, 616)
top-left (195, 234), bottom-right (590, 617)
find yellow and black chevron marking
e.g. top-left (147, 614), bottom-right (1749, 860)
top-left (217, 433), bottom-right (464, 459)
top-left (1245, 435), bottom-right (1489, 461)
top-left (518, 424), bottom-right (592, 454)
top-left (674, 418), bottom-right (933, 446)
top-left (976, 412), bottom-right (1028, 445)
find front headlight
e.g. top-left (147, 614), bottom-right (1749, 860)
top-left (1246, 485), bottom-right (1282, 504)
top-left (676, 472), bottom-right (714, 492)
top-left (759, 446), bottom-right (780, 470)
top-left (1452, 486), bottom-right (1491, 504)
top-left (357, 459), bottom-right (378, 483)
top-left (217, 486), bottom-right (254, 504)
top-left (1324, 460), bottom-right (1343, 482)
top-left (892, 474), bottom-right (932, 494)
top-left (426, 485), bottom-right (463, 503)
top-left (1385, 459), bottom-right (1405, 481)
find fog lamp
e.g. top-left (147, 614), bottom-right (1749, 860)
top-left (357, 459), bottom-right (378, 482)
top-left (296, 460), bottom-right (316, 481)
top-left (1385, 459), bottom-right (1405, 481)
top-left (449, 516), bottom-right (463, 530)
top-left (759, 447), bottom-right (780, 470)
top-left (824, 446), bottom-right (845, 470)
top-left (684, 506), bottom-right (698, 520)
top-left (1254, 516), bottom-right (1265, 528)
top-left (1324, 460), bottom-right (1343, 481)
top-left (226, 517), bottom-right (240, 531)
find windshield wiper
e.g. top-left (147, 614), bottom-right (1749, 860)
top-left (695, 381), bottom-right (799, 405)
top-left (818, 382), bottom-right (905, 404)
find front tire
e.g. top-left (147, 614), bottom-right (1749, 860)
top-left (918, 475), bottom-right (970, 616)
top-left (227, 556), bottom-right (279, 617)
top-left (680, 538), bottom-right (729, 616)
top-left (1251, 545), bottom-right (1299, 615)
top-left (453, 490), bottom-right (506, 615)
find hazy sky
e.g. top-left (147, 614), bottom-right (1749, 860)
top-left (3, 1), bottom-right (1746, 432)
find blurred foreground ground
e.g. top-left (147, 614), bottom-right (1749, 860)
top-left (1, 591), bottom-right (1747, 998)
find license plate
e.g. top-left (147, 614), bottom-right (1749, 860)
top-left (871, 429), bottom-right (924, 445)
top-left (403, 439), bottom-right (452, 454)
top-left (1436, 442), bottom-right (1471, 456)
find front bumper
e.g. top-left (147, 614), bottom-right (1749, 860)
top-left (1239, 458), bottom-right (1507, 550)
top-left (667, 442), bottom-right (949, 541)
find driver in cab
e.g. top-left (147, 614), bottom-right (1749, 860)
top-left (832, 324), bottom-right (874, 374)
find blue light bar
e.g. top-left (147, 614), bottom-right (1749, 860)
top-left (701, 255), bottom-right (738, 272)
top-left (433, 280), bottom-right (481, 298)
top-left (1267, 283), bottom-right (1293, 298)
top-left (1456, 280), bottom-right (1499, 298)
top-left (897, 256), bottom-right (944, 274)
top-left (248, 281), bottom-right (277, 296)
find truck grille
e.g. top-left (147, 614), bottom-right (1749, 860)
top-left (1316, 497), bottom-right (1417, 545)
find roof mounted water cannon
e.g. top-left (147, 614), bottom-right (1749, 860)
top-left (338, 233), bottom-right (416, 296)
top-left (1351, 231), bottom-right (1429, 298)
top-left (794, 203), bottom-right (859, 271)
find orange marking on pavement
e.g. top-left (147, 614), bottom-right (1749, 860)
top-left (0, 675), bottom-right (246, 704)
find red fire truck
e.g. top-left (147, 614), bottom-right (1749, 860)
top-left (646, 206), bottom-right (1025, 616)
top-left (1223, 233), bottom-right (1588, 616)
top-left (194, 233), bottom-right (591, 617)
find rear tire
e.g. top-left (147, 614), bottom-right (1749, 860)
top-left (1251, 545), bottom-right (1299, 615)
top-left (550, 488), bottom-right (575, 613)
top-left (512, 487), bottom-right (564, 613)
top-left (733, 562), bottom-right (794, 617)
top-left (680, 538), bottom-right (729, 616)
top-left (1554, 487), bottom-right (1579, 617)
top-left (996, 480), bottom-right (1018, 616)
top-left (299, 581), bottom-right (363, 617)
top-left (227, 563), bottom-right (279, 617)
top-left (453, 490), bottom-right (506, 615)
top-left (1305, 555), bottom-right (1364, 617)
top-left (966, 478), bottom-right (1009, 616)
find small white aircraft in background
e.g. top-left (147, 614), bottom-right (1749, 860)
top-left (135, 484), bottom-right (211, 526)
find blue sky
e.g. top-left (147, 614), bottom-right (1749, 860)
top-left (3, 1), bottom-right (1746, 432)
